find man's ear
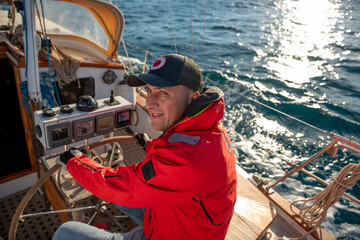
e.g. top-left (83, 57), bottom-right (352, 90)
top-left (191, 91), bottom-right (200, 101)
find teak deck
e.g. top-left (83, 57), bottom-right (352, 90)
top-left (226, 171), bottom-right (276, 239)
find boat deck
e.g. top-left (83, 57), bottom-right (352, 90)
top-left (0, 129), bottom-right (142, 239)
top-left (1, 128), bottom-right (315, 239)
top-left (1, 188), bottom-right (60, 239)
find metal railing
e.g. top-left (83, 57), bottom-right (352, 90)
top-left (265, 133), bottom-right (360, 205)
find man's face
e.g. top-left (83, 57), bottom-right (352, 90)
top-left (145, 84), bottom-right (196, 131)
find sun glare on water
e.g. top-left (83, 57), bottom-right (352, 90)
top-left (262, 0), bottom-right (343, 88)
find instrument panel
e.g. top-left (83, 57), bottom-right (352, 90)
top-left (34, 96), bottom-right (132, 149)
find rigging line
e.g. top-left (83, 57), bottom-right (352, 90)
top-left (124, 42), bottom-right (158, 58)
top-left (238, 128), bottom-right (360, 205)
top-left (191, 0), bottom-right (193, 58)
top-left (122, 42), bottom-right (348, 141)
top-left (121, 37), bottom-right (134, 75)
top-left (124, 40), bottom-right (330, 137)
top-left (33, 1), bottom-right (44, 34)
top-left (202, 75), bottom-right (329, 136)
top-left (167, 0), bottom-right (177, 54)
top-left (39, 0), bottom-right (61, 107)
top-left (201, 0), bottom-right (207, 69)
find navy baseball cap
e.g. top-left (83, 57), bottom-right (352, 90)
top-left (127, 54), bottom-right (203, 92)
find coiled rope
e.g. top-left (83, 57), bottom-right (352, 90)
top-left (39, 71), bottom-right (59, 108)
top-left (38, 44), bottom-right (80, 89)
top-left (288, 163), bottom-right (360, 239)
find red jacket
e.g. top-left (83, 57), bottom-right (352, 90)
top-left (67, 87), bottom-right (237, 239)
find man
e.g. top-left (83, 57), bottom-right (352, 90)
top-left (54, 54), bottom-right (237, 240)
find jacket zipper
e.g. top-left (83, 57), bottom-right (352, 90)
top-left (192, 197), bottom-right (229, 226)
top-left (148, 227), bottom-right (154, 240)
top-left (147, 209), bottom-right (153, 240)
top-left (148, 208), bottom-right (152, 223)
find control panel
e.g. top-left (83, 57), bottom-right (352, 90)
top-left (34, 95), bottom-right (132, 149)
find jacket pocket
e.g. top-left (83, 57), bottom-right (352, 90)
top-left (148, 226), bottom-right (154, 240)
top-left (192, 197), bottom-right (230, 226)
top-left (147, 209), bottom-right (154, 240)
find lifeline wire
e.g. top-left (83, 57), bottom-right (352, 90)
top-left (121, 37), bottom-right (134, 75)
top-left (167, 0), bottom-right (177, 54)
top-left (123, 42), bottom-right (158, 59)
top-left (116, 43), bottom-right (333, 137)
top-left (191, 0), bottom-right (194, 58)
top-left (200, 0), bottom-right (207, 69)
top-left (202, 75), bottom-right (330, 136)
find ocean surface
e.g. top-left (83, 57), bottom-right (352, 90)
top-left (115, 0), bottom-right (360, 238)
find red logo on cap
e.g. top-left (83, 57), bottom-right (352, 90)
top-left (150, 56), bottom-right (167, 71)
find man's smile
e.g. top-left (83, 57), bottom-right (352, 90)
top-left (151, 113), bottom-right (164, 118)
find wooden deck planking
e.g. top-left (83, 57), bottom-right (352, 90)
top-left (226, 171), bottom-right (276, 239)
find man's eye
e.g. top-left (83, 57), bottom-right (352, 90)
top-left (159, 91), bottom-right (167, 95)
top-left (145, 88), bottom-right (151, 93)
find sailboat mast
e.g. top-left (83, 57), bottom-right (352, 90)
top-left (23, 0), bottom-right (41, 103)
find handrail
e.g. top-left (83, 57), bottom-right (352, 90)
top-left (283, 158), bottom-right (360, 205)
top-left (266, 139), bottom-right (339, 190)
top-left (332, 134), bottom-right (360, 151)
top-left (266, 134), bottom-right (360, 207)
top-left (267, 132), bottom-right (360, 191)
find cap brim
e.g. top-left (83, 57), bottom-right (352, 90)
top-left (127, 73), bottom-right (179, 88)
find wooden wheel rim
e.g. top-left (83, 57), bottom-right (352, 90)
top-left (9, 136), bottom-right (136, 240)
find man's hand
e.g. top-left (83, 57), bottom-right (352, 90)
top-left (56, 148), bottom-right (84, 168)
top-left (134, 132), bottom-right (150, 149)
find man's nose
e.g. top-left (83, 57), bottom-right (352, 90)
top-left (146, 94), bottom-right (158, 110)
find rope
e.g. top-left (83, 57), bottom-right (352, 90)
top-left (201, 0), bottom-right (207, 68)
top-left (19, 81), bottom-right (31, 116)
top-left (40, 72), bottom-right (59, 108)
top-left (289, 163), bottom-right (360, 239)
top-left (10, 25), bottom-right (24, 49)
top-left (121, 37), bottom-right (134, 75)
top-left (39, 0), bottom-right (61, 106)
top-left (202, 75), bottom-right (331, 136)
top-left (191, 0), bottom-right (193, 58)
top-left (38, 43), bottom-right (80, 89)
top-left (167, 0), bottom-right (177, 54)
top-left (34, 0), bottom-right (44, 34)
top-left (123, 42), bottom-right (158, 59)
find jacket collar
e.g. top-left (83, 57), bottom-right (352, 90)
top-left (159, 86), bottom-right (224, 137)
top-left (181, 86), bottom-right (224, 119)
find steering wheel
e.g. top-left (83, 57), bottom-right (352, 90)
top-left (9, 135), bottom-right (136, 240)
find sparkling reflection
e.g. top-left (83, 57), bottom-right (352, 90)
top-left (261, 0), bottom-right (343, 88)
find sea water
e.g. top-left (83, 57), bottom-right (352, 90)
top-left (116, 0), bottom-right (360, 238)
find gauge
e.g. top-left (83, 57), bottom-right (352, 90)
top-left (96, 113), bottom-right (114, 135)
top-left (116, 109), bottom-right (131, 128)
top-left (73, 117), bottom-right (95, 141)
top-left (47, 122), bottom-right (72, 148)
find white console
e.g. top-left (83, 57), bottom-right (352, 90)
top-left (34, 95), bottom-right (132, 150)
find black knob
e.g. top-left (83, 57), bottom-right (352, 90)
top-left (76, 95), bottom-right (98, 112)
